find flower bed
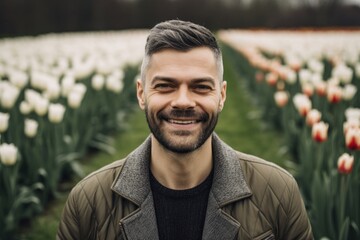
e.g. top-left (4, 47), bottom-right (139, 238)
top-left (219, 29), bottom-right (360, 240)
top-left (0, 31), bottom-right (147, 238)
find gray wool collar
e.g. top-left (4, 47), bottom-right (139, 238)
top-left (111, 133), bottom-right (252, 207)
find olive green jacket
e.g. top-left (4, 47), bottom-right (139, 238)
top-left (57, 134), bottom-right (313, 240)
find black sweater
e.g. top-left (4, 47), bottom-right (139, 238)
top-left (150, 170), bottom-right (213, 240)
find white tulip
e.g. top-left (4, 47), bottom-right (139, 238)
top-left (342, 84), bottom-right (357, 101)
top-left (106, 75), bottom-right (123, 93)
top-left (43, 79), bottom-right (61, 100)
top-left (0, 112), bottom-right (10, 133)
top-left (72, 83), bottom-right (87, 96)
top-left (327, 77), bottom-right (340, 87)
top-left (283, 68), bottom-right (296, 85)
top-left (68, 91), bottom-right (84, 109)
top-left (332, 63), bottom-right (353, 84)
top-left (308, 59), bottom-right (324, 75)
top-left (96, 60), bottom-right (112, 75)
top-left (61, 74), bottom-right (75, 97)
top-left (73, 59), bottom-right (95, 80)
top-left (345, 108), bottom-right (360, 121)
top-left (34, 97), bottom-right (49, 116)
top-left (0, 143), bottom-right (18, 166)
top-left (25, 89), bottom-right (41, 109)
top-left (19, 101), bottom-right (33, 115)
top-left (299, 69), bottom-right (312, 84)
top-left (30, 71), bottom-right (48, 91)
top-left (9, 70), bottom-right (29, 89)
top-left (48, 103), bottom-right (66, 123)
top-left (24, 118), bottom-right (38, 138)
top-left (91, 74), bottom-right (105, 91)
top-left (111, 69), bottom-right (124, 80)
top-left (310, 73), bottom-right (322, 85)
top-left (1, 84), bottom-right (20, 109)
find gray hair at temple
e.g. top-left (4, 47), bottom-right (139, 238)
top-left (140, 20), bottom-right (223, 84)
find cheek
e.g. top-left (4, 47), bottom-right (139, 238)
top-left (199, 97), bottom-right (221, 111)
top-left (146, 90), bottom-right (181, 105)
top-left (145, 94), bottom-right (169, 113)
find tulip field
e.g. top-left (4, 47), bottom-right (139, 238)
top-left (1, 28), bottom-right (360, 239)
top-left (219, 30), bottom-right (360, 240)
top-left (0, 31), bottom-right (148, 238)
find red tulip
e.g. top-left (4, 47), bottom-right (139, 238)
top-left (337, 153), bottom-right (354, 174)
top-left (327, 85), bottom-right (342, 103)
top-left (266, 72), bottom-right (278, 86)
top-left (312, 121), bottom-right (329, 142)
top-left (343, 119), bottom-right (360, 135)
top-left (293, 94), bottom-right (312, 117)
top-left (315, 81), bottom-right (327, 97)
top-left (306, 109), bottom-right (322, 126)
top-left (302, 83), bottom-right (314, 97)
top-left (345, 127), bottom-right (360, 150)
top-left (274, 91), bottom-right (289, 108)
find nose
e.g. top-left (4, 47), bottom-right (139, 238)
top-left (170, 86), bottom-right (196, 109)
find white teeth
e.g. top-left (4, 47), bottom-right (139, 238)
top-left (169, 119), bottom-right (196, 125)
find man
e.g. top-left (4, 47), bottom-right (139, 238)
top-left (57, 20), bottom-right (313, 240)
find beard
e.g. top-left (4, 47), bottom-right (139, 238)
top-left (145, 106), bottom-right (219, 154)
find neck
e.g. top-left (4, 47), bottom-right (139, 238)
top-left (150, 135), bottom-right (213, 190)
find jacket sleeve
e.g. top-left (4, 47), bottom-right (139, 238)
top-left (281, 179), bottom-right (313, 240)
top-left (56, 184), bottom-right (96, 240)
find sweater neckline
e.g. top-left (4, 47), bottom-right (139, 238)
top-left (150, 169), bottom-right (214, 198)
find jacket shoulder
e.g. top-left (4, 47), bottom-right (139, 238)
top-left (66, 158), bottom-right (126, 210)
top-left (234, 151), bottom-right (312, 239)
top-left (82, 158), bottom-right (126, 182)
top-left (236, 151), bottom-right (296, 209)
top-left (237, 151), bottom-right (294, 185)
top-left (74, 158), bottom-right (126, 195)
top-left (57, 158), bottom-right (128, 239)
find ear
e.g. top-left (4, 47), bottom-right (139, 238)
top-left (136, 79), bottom-right (145, 110)
top-left (219, 80), bottom-right (227, 111)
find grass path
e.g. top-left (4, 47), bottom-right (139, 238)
top-left (18, 46), bottom-right (291, 239)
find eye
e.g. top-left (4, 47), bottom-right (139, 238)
top-left (154, 83), bottom-right (175, 92)
top-left (193, 84), bottom-right (213, 93)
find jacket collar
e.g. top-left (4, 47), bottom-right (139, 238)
top-left (111, 133), bottom-right (252, 239)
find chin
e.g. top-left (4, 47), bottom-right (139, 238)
top-left (159, 132), bottom-right (206, 153)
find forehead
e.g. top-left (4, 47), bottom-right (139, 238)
top-left (146, 47), bottom-right (219, 83)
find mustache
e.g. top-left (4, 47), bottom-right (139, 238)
top-left (158, 109), bottom-right (209, 121)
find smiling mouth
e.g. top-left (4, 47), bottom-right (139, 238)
top-left (159, 109), bottom-right (208, 125)
top-left (167, 119), bottom-right (198, 125)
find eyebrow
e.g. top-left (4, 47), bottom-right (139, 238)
top-left (151, 76), bottom-right (216, 87)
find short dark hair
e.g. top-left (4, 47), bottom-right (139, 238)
top-left (140, 20), bottom-right (223, 82)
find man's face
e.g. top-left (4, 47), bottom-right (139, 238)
top-left (137, 47), bottom-right (226, 153)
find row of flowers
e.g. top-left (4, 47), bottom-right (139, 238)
top-left (219, 29), bottom-right (360, 240)
top-left (0, 31), bottom-right (147, 238)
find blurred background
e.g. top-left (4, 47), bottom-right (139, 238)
top-left (1, 0), bottom-right (360, 37)
top-left (1, 1), bottom-right (360, 239)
